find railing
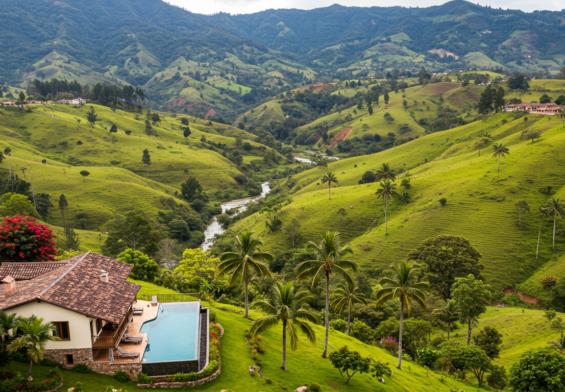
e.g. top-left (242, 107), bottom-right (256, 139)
top-left (92, 306), bottom-right (133, 348)
top-left (143, 293), bottom-right (201, 302)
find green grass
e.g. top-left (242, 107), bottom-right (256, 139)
top-left (7, 301), bottom-right (473, 392)
top-left (230, 112), bottom-right (565, 292)
top-left (127, 278), bottom-right (182, 299)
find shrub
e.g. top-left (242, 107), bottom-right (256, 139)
top-left (329, 346), bottom-right (370, 383)
top-left (402, 353), bottom-right (413, 362)
top-left (329, 319), bottom-right (347, 333)
top-left (379, 336), bottom-right (399, 354)
top-left (510, 348), bottom-right (565, 390)
top-left (0, 215), bottom-right (57, 262)
top-left (113, 370), bottom-right (131, 382)
top-left (439, 198), bottom-right (447, 206)
top-left (40, 358), bottom-right (63, 368)
top-left (209, 309), bottom-right (217, 322)
top-left (171, 372), bottom-right (199, 382)
top-left (309, 381), bottom-right (322, 391)
top-left (72, 363), bottom-right (92, 373)
top-left (265, 378), bottom-right (273, 384)
top-left (136, 373), bottom-right (153, 384)
top-left (417, 347), bottom-right (440, 368)
top-left (74, 382), bottom-right (83, 392)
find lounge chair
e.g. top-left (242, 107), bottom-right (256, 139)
top-left (133, 307), bottom-right (144, 315)
top-left (115, 346), bottom-right (140, 358)
top-left (151, 296), bottom-right (157, 306)
top-left (121, 333), bottom-right (143, 344)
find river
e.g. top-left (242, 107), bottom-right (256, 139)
top-left (294, 154), bottom-right (339, 165)
top-left (201, 182), bottom-right (271, 251)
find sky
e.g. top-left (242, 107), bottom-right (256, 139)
top-left (167, 0), bottom-right (564, 15)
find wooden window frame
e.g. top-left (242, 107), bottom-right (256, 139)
top-left (52, 321), bottom-right (71, 341)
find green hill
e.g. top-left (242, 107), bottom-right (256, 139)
top-left (227, 112), bottom-right (565, 295)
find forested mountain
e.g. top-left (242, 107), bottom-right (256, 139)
top-left (1, 0), bottom-right (564, 116)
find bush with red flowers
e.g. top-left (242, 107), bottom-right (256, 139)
top-left (0, 215), bottom-right (57, 262)
top-left (0, 369), bottom-right (62, 391)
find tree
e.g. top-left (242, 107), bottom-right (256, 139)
top-left (321, 172), bottom-right (338, 200)
top-left (181, 177), bottom-right (203, 201)
top-left (295, 232), bottom-right (358, 358)
top-left (109, 124), bottom-right (118, 133)
top-left (0, 151), bottom-right (4, 164)
top-left (488, 365), bottom-right (508, 391)
top-left (452, 274), bottom-right (491, 345)
top-left (475, 137), bottom-right (489, 156)
top-left (537, 206), bottom-right (550, 259)
top-left (141, 149), bottom-right (151, 177)
top-left (329, 346), bottom-right (370, 384)
top-left (282, 218), bottom-right (301, 247)
top-left (384, 92), bottom-right (389, 105)
top-left (515, 199), bottom-right (530, 228)
top-left (375, 261), bottom-right (429, 369)
top-left (116, 249), bottom-right (159, 282)
top-left (409, 235), bottom-right (484, 300)
top-left (492, 144), bottom-right (509, 172)
top-left (218, 230), bottom-right (273, 318)
top-left (337, 207), bottom-right (347, 224)
top-left (7, 316), bottom-right (60, 381)
top-left (0, 215), bottom-right (57, 262)
top-left (545, 309), bottom-right (557, 323)
top-left (432, 299), bottom-right (459, 339)
top-left (250, 281), bottom-right (318, 370)
top-left (18, 91), bottom-right (25, 102)
top-left (539, 93), bottom-right (552, 104)
top-left (102, 211), bottom-right (159, 256)
top-left (183, 126), bottom-right (191, 140)
top-left (452, 345), bottom-right (491, 387)
top-left (86, 106), bottom-right (97, 128)
top-left (0, 310), bottom-right (19, 352)
top-left (376, 180), bottom-right (396, 234)
top-left (79, 170), bottom-right (90, 182)
top-left (58, 194), bottom-right (70, 252)
top-left (151, 112), bottom-right (161, 125)
top-left (478, 85), bottom-right (496, 114)
top-left (331, 281), bottom-right (368, 335)
top-left (375, 163), bottom-right (396, 181)
top-left (359, 171), bottom-right (376, 184)
top-left (525, 130), bottom-right (541, 143)
top-left (0, 193), bottom-right (38, 217)
top-left (494, 87), bottom-right (506, 112)
top-left (509, 348), bottom-right (565, 391)
top-left (35, 193), bottom-right (53, 221)
top-left (473, 325), bottom-right (503, 360)
top-left (548, 333), bottom-right (565, 351)
top-left (174, 248), bottom-right (219, 285)
top-left (546, 198), bottom-right (565, 249)
top-left (180, 117), bottom-right (189, 126)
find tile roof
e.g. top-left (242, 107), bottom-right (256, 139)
top-left (0, 252), bottom-right (141, 324)
top-left (0, 262), bottom-right (70, 281)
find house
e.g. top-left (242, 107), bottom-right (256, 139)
top-left (2, 102), bottom-right (16, 106)
top-left (0, 252), bottom-right (143, 377)
top-left (26, 100), bottom-right (44, 104)
top-left (503, 102), bottom-right (565, 116)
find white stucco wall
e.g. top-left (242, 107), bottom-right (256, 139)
top-left (7, 301), bottom-right (93, 350)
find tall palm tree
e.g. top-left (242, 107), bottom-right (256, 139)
top-left (218, 230), bottom-right (274, 318)
top-left (376, 180), bottom-right (396, 234)
top-left (295, 232), bottom-right (358, 358)
top-left (375, 163), bottom-right (396, 182)
top-left (431, 299), bottom-right (459, 340)
top-left (321, 172), bottom-right (338, 200)
top-left (7, 316), bottom-right (60, 381)
top-left (0, 310), bottom-right (19, 351)
top-left (375, 261), bottom-right (429, 369)
top-left (331, 281), bottom-right (368, 335)
top-left (546, 198), bottom-right (565, 249)
top-left (249, 281), bottom-right (319, 370)
top-left (492, 144), bottom-right (510, 173)
top-left (537, 206), bottom-right (550, 259)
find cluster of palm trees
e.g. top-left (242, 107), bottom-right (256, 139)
top-left (0, 312), bottom-right (59, 381)
top-left (218, 229), bottom-right (429, 371)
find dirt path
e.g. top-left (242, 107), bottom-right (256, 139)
top-left (331, 126), bottom-right (352, 147)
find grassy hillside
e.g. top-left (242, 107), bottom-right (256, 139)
top-left (228, 112), bottom-right (565, 293)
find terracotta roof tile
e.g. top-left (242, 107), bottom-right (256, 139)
top-left (0, 252), bottom-right (140, 324)
top-left (0, 262), bottom-right (70, 281)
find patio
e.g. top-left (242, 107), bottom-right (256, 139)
top-left (93, 300), bottom-right (158, 364)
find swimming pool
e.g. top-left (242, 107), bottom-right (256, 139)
top-left (141, 302), bottom-right (200, 363)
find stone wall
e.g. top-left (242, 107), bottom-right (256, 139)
top-left (142, 359), bottom-right (199, 377)
top-left (43, 348), bottom-right (93, 366)
top-left (90, 362), bottom-right (143, 381)
top-left (137, 360), bottom-right (221, 388)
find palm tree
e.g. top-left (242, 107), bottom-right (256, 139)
top-left (331, 281), bottom-right (368, 335)
top-left (0, 310), bottom-right (19, 351)
top-left (295, 232), bottom-right (358, 358)
top-left (376, 180), bottom-right (396, 234)
top-left (321, 172), bottom-right (338, 200)
top-left (431, 299), bottom-right (459, 340)
top-left (475, 137), bottom-right (490, 157)
top-left (375, 163), bottom-right (396, 182)
top-left (546, 198), bottom-right (565, 249)
top-left (375, 261), bottom-right (429, 369)
top-left (549, 333), bottom-right (565, 352)
top-left (249, 281), bottom-right (319, 370)
top-left (7, 316), bottom-right (60, 381)
top-left (537, 207), bottom-right (550, 259)
top-left (218, 230), bottom-right (274, 318)
top-left (492, 144), bottom-right (510, 172)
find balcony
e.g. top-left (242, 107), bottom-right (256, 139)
top-left (92, 306), bottom-right (133, 349)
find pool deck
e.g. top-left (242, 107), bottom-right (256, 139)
top-left (93, 300), bottom-right (158, 364)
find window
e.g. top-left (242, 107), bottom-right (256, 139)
top-left (65, 354), bottom-right (74, 365)
top-left (52, 322), bottom-right (70, 341)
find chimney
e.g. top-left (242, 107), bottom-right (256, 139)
top-left (2, 276), bottom-right (17, 298)
top-left (99, 270), bottom-right (109, 284)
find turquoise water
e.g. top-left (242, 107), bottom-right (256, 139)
top-left (141, 302), bottom-right (200, 362)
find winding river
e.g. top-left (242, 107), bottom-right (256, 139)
top-left (201, 182), bottom-right (271, 251)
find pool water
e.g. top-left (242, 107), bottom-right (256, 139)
top-left (141, 302), bottom-right (200, 363)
